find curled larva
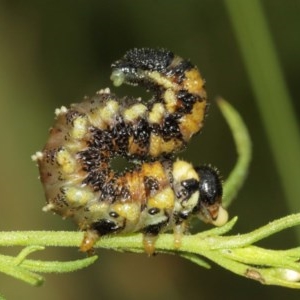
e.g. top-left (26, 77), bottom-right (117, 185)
top-left (33, 48), bottom-right (228, 255)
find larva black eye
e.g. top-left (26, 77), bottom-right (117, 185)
top-left (196, 165), bottom-right (223, 206)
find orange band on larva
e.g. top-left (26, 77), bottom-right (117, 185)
top-left (33, 48), bottom-right (228, 254)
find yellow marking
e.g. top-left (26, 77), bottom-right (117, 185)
top-left (149, 134), bottom-right (182, 157)
top-left (172, 160), bottom-right (200, 214)
top-left (164, 89), bottom-right (177, 113)
top-left (149, 134), bottom-right (163, 157)
top-left (99, 100), bottom-right (119, 124)
top-left (172, 160), bottom-right (199, 182)
top-left (141, 161), bottom-right (166, 181)
top-left (179, 101), bottom-right (206, 141)
top-left (148, 187), bottom-right (175, 210)
top-left (56, 149), bottom-right (76, 174)
top-left (148, 103), bottom-right (165, 124)
top-left (127, 136), bottom-right (145, 155)
top-left (183, 69), bottom-right (205, 95)
top-left (124, 171), bottom-right (145, 203)
top-left (147, 71), bottom-right (175, 89)
top-left (125, 161), bottom-right (168, 205)
top-left (86, 106), bottom-right (106, 130)
top-left (112, 203), bottom-right (140, 222)
top-left (88, 201), bottom-right (109, 217)
top-left (182, 191), bottom-right (199, 210)
top-left (64, 187), bottom-right (94, 207)
top-left (70, 115), bottom-right (88, 139)
top-left (128, 136), bottom-right (138, 154)
top-left (123, 103), bottom-right (147, 122)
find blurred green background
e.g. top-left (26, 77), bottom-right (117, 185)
top-left (0, 1), bottom-right (299, 299)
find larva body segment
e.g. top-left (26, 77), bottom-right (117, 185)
top-left (34, 48), bottom-right (228, 254)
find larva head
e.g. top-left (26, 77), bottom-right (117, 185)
top-left (172, 161), bottom-right (227, 227)
top-left (110, 48), bottom-right (174, 87)
top-left (195, 165), bottom-right (228, 226)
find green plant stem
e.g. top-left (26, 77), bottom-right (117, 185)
top-left (0, 214), bottom-right (299, 252)
top-left (224, 0), bottom-right (300, 222)
top-left (0, 252), bottom-right (98, 273)
top-left (0, 256), bottom-right (43, 286)
top-left (0, 213), bottom-right (299, 288)
top-left (0, 243), bottom-right (97, 288)
top-left (217, 99), bottom-right (251, 207)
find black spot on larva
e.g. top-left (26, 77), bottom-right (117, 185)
top-left (160, 115), bottom-right (182, 141)
top-left (112, 117), bottom-right (131, 154)
top-left (178, 210), bottom-right (190, 220)
top-left (82, 168), bottom-right (110, 191)
top-left (78, 146), bottom-right (108, 173)
top-left (92, 219), bottom-right (121, 235)
top-left (181, 178), bottom-right (199, 194)
top-left (109, 211), bottom-right (119, 218)
top-left (173, 210), bottom-right (190, 225)
top-left (148, 207), bottom-right (160, 215)
top-left (113, 48), bottom-right (174, 72)
top-left (65, 110), bottom-right (84, 125)
top-left (166, 60), bottom-right (194, 83)
top-left (119, 186), bottom-right (131, 200)
top-left (100, 181), bottom-right (118, 202)
top-left (143, 219), bottom-right (169, 236)
top-left (144, 176), bottom-right (160, 196)
top-left (133, 118), bottom-right (151, 147)
top-left (90, 127), bottom-right (113, 151)
top-left (177, 90), bottom-right (200, 114)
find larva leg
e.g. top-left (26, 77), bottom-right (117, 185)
top-left (80, 230), bottom-right (99, 253)
top-left (173, 222), bottom-right (189, 249)
top-left (142, 222), bottom-right (187, 254)
top-left (143, 234), bottom-right (159, 256)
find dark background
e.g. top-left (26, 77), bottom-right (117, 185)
top-left (0, 1), bottom-right (299, 299)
